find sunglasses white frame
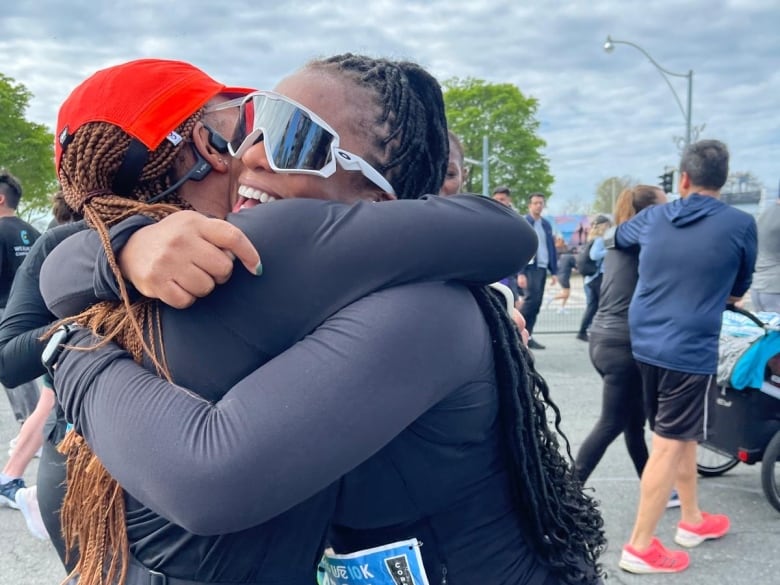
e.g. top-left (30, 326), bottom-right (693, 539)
top-left (207, 91), bottom-right (395, 195)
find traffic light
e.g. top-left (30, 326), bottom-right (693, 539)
top-left (659, 170), bottom-right (675, 194)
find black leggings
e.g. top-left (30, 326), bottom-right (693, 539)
top-left (520, 266), bottom-right (548, 335)
top-left (574, 329), bottom-right (648, 483)
top-left (37, 438), bottom-right (78, 573)
top-left (577, 274), bottom-right (602, 336)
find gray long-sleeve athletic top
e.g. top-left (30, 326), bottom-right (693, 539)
top-left (42, 195), bottom-right (553, 584)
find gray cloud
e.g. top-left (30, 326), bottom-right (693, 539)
top-left (1, 0), bottom-right (777, 211)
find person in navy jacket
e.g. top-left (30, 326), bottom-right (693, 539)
top-left (614, 140), bottom-right (757, 575)
top-left (519, 192), bottom-right (557, 349)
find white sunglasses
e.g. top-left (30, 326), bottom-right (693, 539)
top-left (207, 91), bottom-right (395, 195)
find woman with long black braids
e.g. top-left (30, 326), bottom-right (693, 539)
top-left (37, 56), bottom-right (528, 585)
top-left (43, 54), bottom-right (605, 585)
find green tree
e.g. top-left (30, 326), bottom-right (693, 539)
top-left (0, 73), bottom-right (57, 220)
top-left (443, 78), bottom-right (552, 213)
top-left (593, 176), bottom-right (637, 214)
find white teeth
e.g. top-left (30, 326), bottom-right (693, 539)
top-left (237, 185), bottom-right (258, 199)
top-left (238, 185), bottom-right (277, 203)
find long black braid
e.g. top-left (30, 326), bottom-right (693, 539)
top-left (306, 53), bottom-right (449, 199)
top-left (474, 286), bottom-right (606, 584)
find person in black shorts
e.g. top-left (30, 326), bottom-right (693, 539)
top-left (551, 235), bottom-right (576, 313)
top-left (0, 170), bottom-right (43, 512)
top-left (0, 170), bottom-right (41, 430)
top-left (614, 140), bottom-right (757, 574)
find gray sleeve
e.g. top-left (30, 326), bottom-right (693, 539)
top-left (731, 216), bottom-right (758, 297)
top-left (54, 282), bottom-right (488, 535)
top-left (41, 196), bottom-right (536, 318)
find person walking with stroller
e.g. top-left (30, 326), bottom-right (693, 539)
top-left (612, 140), bottom-right (757, 574)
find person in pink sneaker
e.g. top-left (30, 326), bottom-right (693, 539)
top-left (608, 140), bottom-right (755, 574)
top-left (619, 537), bottom-right (689, 574)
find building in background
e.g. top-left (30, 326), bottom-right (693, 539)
top-left (720, 173), bottom-right (766, 216)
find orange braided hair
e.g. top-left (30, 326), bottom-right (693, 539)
top-left (51, 114), bottom-right (201, 585)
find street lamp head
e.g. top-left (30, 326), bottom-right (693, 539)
top-left (601, 34), bottom-right (693, 148)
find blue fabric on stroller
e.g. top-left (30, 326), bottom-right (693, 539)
top-left (719, 311), bottom-right (780, 390)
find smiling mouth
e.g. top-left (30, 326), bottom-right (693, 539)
top-left (234, 185), bottom-right (279, 212)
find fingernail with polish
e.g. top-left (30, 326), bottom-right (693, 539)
top-left (254, 261), bottom-right (263, 276)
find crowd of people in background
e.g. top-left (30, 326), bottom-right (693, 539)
top-left (440, 138), bottom-right (773, 576)
top-left (0, 52), bottom-right (776, 585)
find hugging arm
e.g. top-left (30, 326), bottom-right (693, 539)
top-left (54, 282), bottom-right (487, 534)
top-left (614, 206), bottom-right (652, 249)
top-left (41, 195), bottom-right (536, 319)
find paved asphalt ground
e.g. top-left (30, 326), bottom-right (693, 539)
top-left (1, 333), bottom-right (778, 585)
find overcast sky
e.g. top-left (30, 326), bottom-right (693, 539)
top-left (1, 0), bottom-right (777, 213)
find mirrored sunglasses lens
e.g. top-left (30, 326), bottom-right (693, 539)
top-left (265, 106), bottom-right (334, 171)
top-left (232, 94), bottom-right (335, 171)
top-left (227, 98), bottom-right (253, 154)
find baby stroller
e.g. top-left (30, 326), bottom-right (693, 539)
top-left (696, 306), bottom-right (780, 512)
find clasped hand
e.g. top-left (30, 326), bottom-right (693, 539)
top-left (118, 211), bottom-right (262, 309)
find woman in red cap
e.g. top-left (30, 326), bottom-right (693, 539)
top-left (0, 58), bottom-right (257, 575)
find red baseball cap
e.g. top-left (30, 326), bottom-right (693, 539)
top-left (55, 58), bottom-right (254, 171)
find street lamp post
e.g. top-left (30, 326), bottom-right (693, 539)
top-left (464, 135), bottom-right (491, 196)
top-left (603, 35), bottom-right (693, 148)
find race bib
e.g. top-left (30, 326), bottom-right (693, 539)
top-left (318, 539), bottom-right (430, 585)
